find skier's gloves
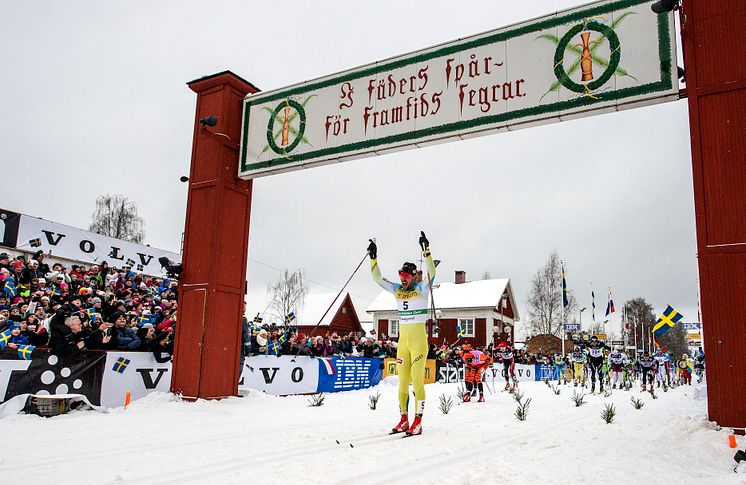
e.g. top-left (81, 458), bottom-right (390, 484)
top-left (367, 239), bottom-right (377, 259)
top-left (419, 231), bottom-right (429, 250)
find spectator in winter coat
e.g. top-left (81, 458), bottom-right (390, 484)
top-left (149, 331), bottom-right (173, 363)
top-left (49, 313), bottom-right (87, 356)
top-left (22, 314), bottom-right (49, 347)
top-left (6, 323), bottom-right (29, 348)
top-left (356, 338), bottom-right (380, 358)
top-left (110, 312), bottom-right (140, 350)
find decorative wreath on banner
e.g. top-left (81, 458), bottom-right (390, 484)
top-left (553, 20), bottom-right (621, 93)
top-left (266, 98), bottom-right (306, 155)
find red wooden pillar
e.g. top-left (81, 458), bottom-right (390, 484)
top-left (171, 71), bottom-right (259, 400)
top-left (682, 1), bottom-right (746, 428)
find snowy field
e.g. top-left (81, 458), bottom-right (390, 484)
top-left (0, 379), bottom-right (742, 485)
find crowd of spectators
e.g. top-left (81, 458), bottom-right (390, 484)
top-left (0, 250), bottom-right (177, 361)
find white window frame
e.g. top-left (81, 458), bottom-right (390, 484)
top-left (459, 318), bottom-right (475, 338)
top-left (388, 319), bottom-right (399, 337)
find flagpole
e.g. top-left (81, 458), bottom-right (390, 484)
top-left (560, 260), bottom-right (565, 357)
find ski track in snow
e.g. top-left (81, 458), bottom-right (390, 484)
top-left (0, 381), bottom-right (742, 485)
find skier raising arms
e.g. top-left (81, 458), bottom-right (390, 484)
top-left (495, 341), bottom-right (517, 390)
top-left (368, 233), bottom-right (435, 436)
top-left (652, 347), bottom-right (671, 388)
top-left (586, 336), bottom-right (610, 393)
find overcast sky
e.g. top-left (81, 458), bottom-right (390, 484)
top-left (0, 1), bottom-right (698, 335)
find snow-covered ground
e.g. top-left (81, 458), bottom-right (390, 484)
top-left (1, 379), bottom-right (742, 485)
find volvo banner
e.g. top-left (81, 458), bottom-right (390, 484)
top-left (0, 207), bottom-right (180, 275)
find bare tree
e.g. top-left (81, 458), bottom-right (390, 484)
top-left (526, 251), bottom-right (577, 337)
top-left (656, 324), bottom-right (689, 359)
top-left (89, 194), bottom-right (145, 243)
top-left (267, 268), bottom-right (308, 326)
top-left (623, 297), bottom-right (656, 351)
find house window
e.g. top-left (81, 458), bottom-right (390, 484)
top-left (388, 319), bottom-right (399, 337)
top-left (459, 318), bottom-right (475, 338)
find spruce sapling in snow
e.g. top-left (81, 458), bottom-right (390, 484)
top-left (512, 389), bottom-right (525, 404)
top-left (649, 388), bottom-right (658, 399)
top-left (439, 394), bottom-right (454, 414)
top-left (307, 393), bottom-right (325, 407)
top-left (515, 397), bottom-right (531, 421)
top-left (601, 403), bottom-right (616, 423)
top-left (572, 390), bottom-right (586, 407)
top-left (456, 386), bottom-right (467, 402)
top-left (368, 391), bottom-right (381, 410)
top-left (551, 384), bottom-right (561, 395)
top-left (631, 396), bottom-right (645, 409)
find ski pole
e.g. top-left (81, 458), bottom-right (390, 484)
top-left (291, 250), bottom-right (369, 361)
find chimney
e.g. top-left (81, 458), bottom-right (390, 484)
top-left (455, 270), bottom-right (466, 284)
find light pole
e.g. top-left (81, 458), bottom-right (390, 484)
top-left (579, 307), bottom-right (586, 329)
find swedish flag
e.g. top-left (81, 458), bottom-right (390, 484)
top-left (456, 321), bottom-right (466, 338)
top-left (653, 305), bottom-right (684, 338)
top-left (285, 312), bottom-right (296, 324)
top-left (112, 357), bottom-right (130, 373)
top-left (47, 286), bottom-right (60, 297)
top-left (137, 314), bottom-right (155, 326)
top-left (126, 258), bottom-right (136, 267)
top-left (561, 263), bottom-right (569, 308)
top-left (270, 331), bottom-right (290, 354)
top-left (17, 345), bottom-right (35, 360)
top-left (137, 264), bottom-right (144, 272)
top-left (0, 329), bottom-right (11, 350)
top-left (4, 280), bottom-right (17, 298)
top-left (29, 238), bottom-right (41, 248)
top-left (85, 308), bottom-right (97, 322)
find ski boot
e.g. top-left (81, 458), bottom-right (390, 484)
top-left (463, 393), bottom-right (471, 402)
top-left (478, 394), bottom-right (485, 403)
top-left (612, 384), bottom-right (617, 390)
top-left (406, 416), bottom-right (422, 436)
top-left (590, 382), bottom-right (595, 393)
top-left (504, 382), bottom-right (510, 391)
top-left (391, 414), bottom-right (409, 434)
top-left (642, 384), bottom-right (647, 392)
top-left (574, 381), bottom-right (578, 387)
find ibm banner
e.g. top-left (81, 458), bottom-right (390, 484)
top-left (239, 355), bottom-right (383, 395)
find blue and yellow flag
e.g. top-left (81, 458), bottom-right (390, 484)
top-left (126, 258), bottom-right (136, 267)
top-left (4, 280), bottom-right (17, 298)
top-left (137, 264), bottom-right (144, 272)
top-left (112, 357), bottom-right (130, 373)
top-left (653, 305), bottom-right (684, 338)
top-left (29, 238), bottom-right (42, 248)
top-left (285, 312), bottom-right (296, 324)
top-left (17, 345), bottom-right (35, 360)
top-left (0, 329), bottom-right (11, 350)
top-left (561, 263), bottom-right (569, 308)
top-left (456, 321), bottom-right (466, 338)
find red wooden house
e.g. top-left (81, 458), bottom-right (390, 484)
top-left (295, 293), bottom-right (364, 337)
top-left (366, 271), bottom-right (520, 348)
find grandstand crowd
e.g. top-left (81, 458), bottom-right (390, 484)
top-left (0, 250), bottom-right (177, 360)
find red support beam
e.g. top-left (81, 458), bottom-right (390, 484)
top-left (682, 0), bottom-right (746, 429)
top-left (170, 71), bottom-right (258, 400)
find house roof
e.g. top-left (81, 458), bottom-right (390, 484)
top-left (366, 278), bottom-right (520, 321)
top-left (297, 292), bottom-right (350, 327)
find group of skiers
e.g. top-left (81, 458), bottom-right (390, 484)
top-left (557, 340), bottom-right (705, 392)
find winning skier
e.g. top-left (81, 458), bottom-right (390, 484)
top-left (461, 344), bottom-right (492, 402)
top-left (586, 336), bottom-right (610, 392)
top-left (607, 346), bottom-right (628, 389)
top-left (368, 232), bottom-right (435, 436)
top-left (495, 341), bottom-right (517, 390)
top-left (571, 345), bottom-right (586, 387)
top-left (637, 351), bottom-right (658, 391)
